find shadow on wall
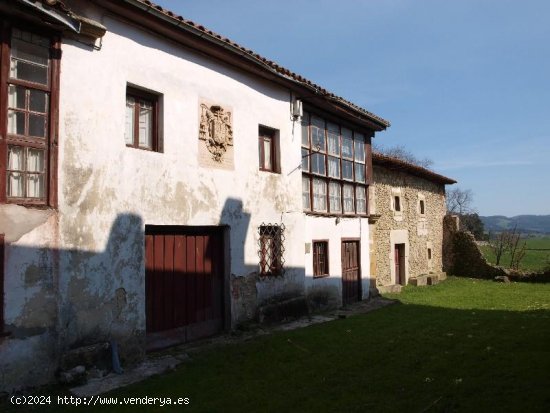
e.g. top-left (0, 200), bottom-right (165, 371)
top-left (220, 198), bottom-right (311, 326)
top-left (1, 196), bottom-right (368, 391)
top-left (0, 196), bottom-right (306, 391)
top-left (1, 213), bottom-right (145, 392)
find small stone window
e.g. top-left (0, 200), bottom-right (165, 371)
top-left (394, 195), bottom-right (401, 212)
top-left (391, 188), bottom-right (404, 221)
top-left (427, 248), bottom-right (432, 260)
top-left (419, 199), bottom-right (425, 215)
top-left (258, 224), bottom-right (285, 276)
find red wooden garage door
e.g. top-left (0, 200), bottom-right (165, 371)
top-left (145, 226), bottom-right (224, 345)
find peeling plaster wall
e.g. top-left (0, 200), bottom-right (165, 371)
top-left (0, 0), bottom-right (388, 391)
top-left (1, 1), bottom-right (307, 392)
top-left (372, 165), bottom-right (447, 286)
top-left (55, 10), bottom-right (306, 343)
top-left (0, 215), bottom-right (59, 391)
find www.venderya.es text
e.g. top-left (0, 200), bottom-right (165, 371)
top-left (10, 395), bottom-right (190, 407)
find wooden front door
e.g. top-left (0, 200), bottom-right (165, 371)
top-left (342, 240), bottom-right (361, 306)
top-left (395, 243), bottom-right (405, 285)
top-left (145, 226), bottom-right (224, 347)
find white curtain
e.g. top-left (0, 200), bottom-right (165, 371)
top-left (355, 163), bottom-right (365, 183)
top-left (327, 126), bottom-right (339, 155)
top-left (263, 138), bottom-right (272, 170)
top-left (343, 184), bottom-right (354, 213)
top-left (138, 103), bottom-right (153, 148)
top-left (27, 148), bottom-right (44, 172)
top-left (125, 97), bottom-right (135, 144)
top-left (329, 182), bottom-right (341, 212)
top-left (342, 160), bottom-right (353, 180)
top-left (8, 85), bottom-right (22, 109)
top-left (27, 174), bottom-right (44, 198)
top-left (354, 134), bottom-right (365, 162)
top-left (341, 128), bottom-right (353, 159)
top-left (356, 187), bottom-right (366, 213)
top-left (7, 146), bottom-right (24, 197)
top-left (27, 148), bottom-right (44, 198)
top-left (313, 178), bottom-right (327, 212)
top-left (302, 177), bottom-right (311, 209)
top-left (328, 156), bottom-right (340, 178)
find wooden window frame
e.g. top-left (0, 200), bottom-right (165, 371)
top-left (0, 22), bottom-right (60, 207)
top-left (301, 112), bottom-right (372, 217)
top-left (312, 240), bottom-right (329, 278)
top-left (258, 126), bottom-right (279, 173)
top-left (125, 86), bottom-right (161, 152)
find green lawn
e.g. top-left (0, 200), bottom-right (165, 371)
top-left (480, 237), bottom-right (550, 272)
top-left (5, 278), bottom-right (550, 413)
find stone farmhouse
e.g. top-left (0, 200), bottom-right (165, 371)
top-left (0, 0), bottom-right (453, 392)
top-left (369, 154), bottom-right (456, 291)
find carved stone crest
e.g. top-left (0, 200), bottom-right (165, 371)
top-left (199, 104), bottom-right (233, 162)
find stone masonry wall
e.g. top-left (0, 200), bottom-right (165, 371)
top-left (373, 165), bottom-right (447, 286)
top-left (443, 215), bottom-right (550, 282)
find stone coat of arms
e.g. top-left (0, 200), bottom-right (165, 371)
top-left (199, 104), bottom-right (233, 162)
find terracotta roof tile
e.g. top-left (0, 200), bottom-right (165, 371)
top-left (127, 0), bottom-right (390, 128)
top-left (373, 153), bottom-right (457, 185)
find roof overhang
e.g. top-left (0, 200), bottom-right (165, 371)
top-left (93, 0), bottom-right (389, 132)
top-left (9, 0), bottom-right (81, 33)
top-left (373, 153), bottom-right (457, 185)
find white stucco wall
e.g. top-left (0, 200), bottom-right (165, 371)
top-left (2, 4), bottom-right (306, 391)
top-left (304, 215), bottom-right (371, 307)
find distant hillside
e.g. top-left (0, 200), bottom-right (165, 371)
top-left (480, 215), bottom-right (550, 234)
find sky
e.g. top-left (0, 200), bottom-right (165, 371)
top-left (153, 0), bottom-right (550, 217)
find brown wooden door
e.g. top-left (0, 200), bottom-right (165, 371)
top-left (342, 240), bottom-right (361, 306)
top-left (395, 244), bottom-right (405, 285)
top-left (145, 226), bottom-right (224, 345)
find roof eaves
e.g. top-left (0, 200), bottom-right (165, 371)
top-left (372, 153), bottom-right (457, 185)
top-left (120, 0), bottom-right (390, 130)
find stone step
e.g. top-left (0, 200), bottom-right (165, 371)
top-left (409, 273), bottom-right (446, 287)
top-left (377, 284), bottom-right (403, 294)
top-left (408, 275), bottom-right (429, 286)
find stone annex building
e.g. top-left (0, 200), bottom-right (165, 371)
top-left (369, 154), bottom-right (456, 291)
top-left (0, 0), bottom-right (455, 392)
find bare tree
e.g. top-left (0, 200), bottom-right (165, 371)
top-left (488, 226), bottom-right (527, 270)
top-left (507, 225), bottom-right (527, 270)
top-left (446, 187), bottom-right (474, 215)
top-left (373, 144), bottom-right (434, 169)
top-left (488, 231), bottom-right (508, 266)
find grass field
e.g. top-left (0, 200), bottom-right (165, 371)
top-left (5, 277), bottom-right (550, 413)
top-left (480, 236), bottom-right (550, 272)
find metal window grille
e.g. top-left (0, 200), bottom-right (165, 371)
top-left (258, 224), bottom-right (285, 276)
